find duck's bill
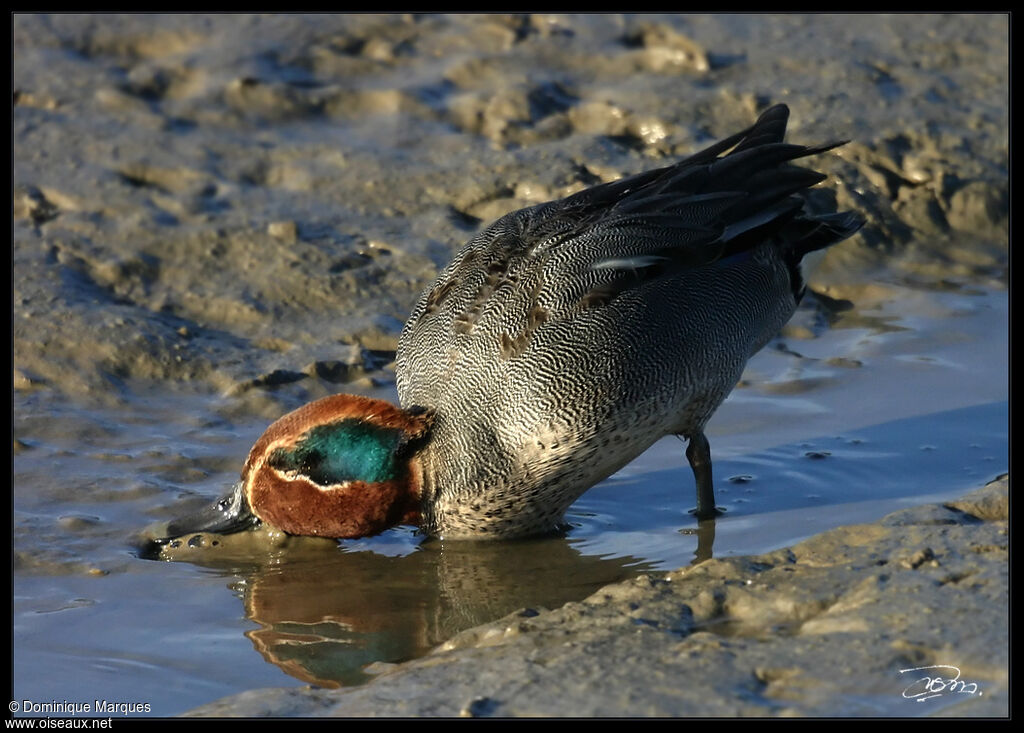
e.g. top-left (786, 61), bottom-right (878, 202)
top-left (143, 483), bottom-right (262, 555)
top-left (170, 483), bottom-right (261, 536)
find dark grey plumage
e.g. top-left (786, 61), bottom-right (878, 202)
top-left (396, 104), bottom-right (864, 539)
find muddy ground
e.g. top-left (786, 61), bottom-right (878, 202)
top-left (14, 13), bottom-right (1007, 718)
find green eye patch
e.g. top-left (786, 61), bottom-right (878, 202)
top-left (268, 419), bottom-right (405, 486)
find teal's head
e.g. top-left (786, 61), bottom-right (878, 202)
top-left (159, 395), bottom-right (433, 541)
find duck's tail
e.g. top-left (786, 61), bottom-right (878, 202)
top-left (777, 208), bottom-right (865, 302)
top-left (710, 105), bottom-right (866, 301)
top-left (548, 103), bottom-right (865, 307)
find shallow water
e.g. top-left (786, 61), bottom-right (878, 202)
top-left (13, 284), bottom-right (1007, 715)
top-left (13, 12), bottom-right (1007, 718)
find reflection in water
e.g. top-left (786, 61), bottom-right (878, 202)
top-left (156, 531), bottom-right (652, 688)
top-left (679, 519), bottom-right (717, 564)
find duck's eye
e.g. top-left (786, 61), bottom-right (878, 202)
top-left (268, 419), bottom-right (405, 486)
top-left (268, 445), bottom-right (325, 483)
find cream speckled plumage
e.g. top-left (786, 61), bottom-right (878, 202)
top-left (396, 103), bottom-right (863, 539)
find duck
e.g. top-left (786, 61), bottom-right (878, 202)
top-left (157, 103), bottom-right (864, 545)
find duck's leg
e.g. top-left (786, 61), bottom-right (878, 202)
top-left (686, 431), bottom-right (721, 519)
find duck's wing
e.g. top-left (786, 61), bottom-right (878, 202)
top-left (397, 104), bottom-right (863, 403)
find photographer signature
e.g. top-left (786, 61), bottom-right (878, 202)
top-left (900, 665), bottom-right (982, 702)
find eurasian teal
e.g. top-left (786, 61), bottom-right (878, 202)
top-left (159, 104), bottom-right (863, 543)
